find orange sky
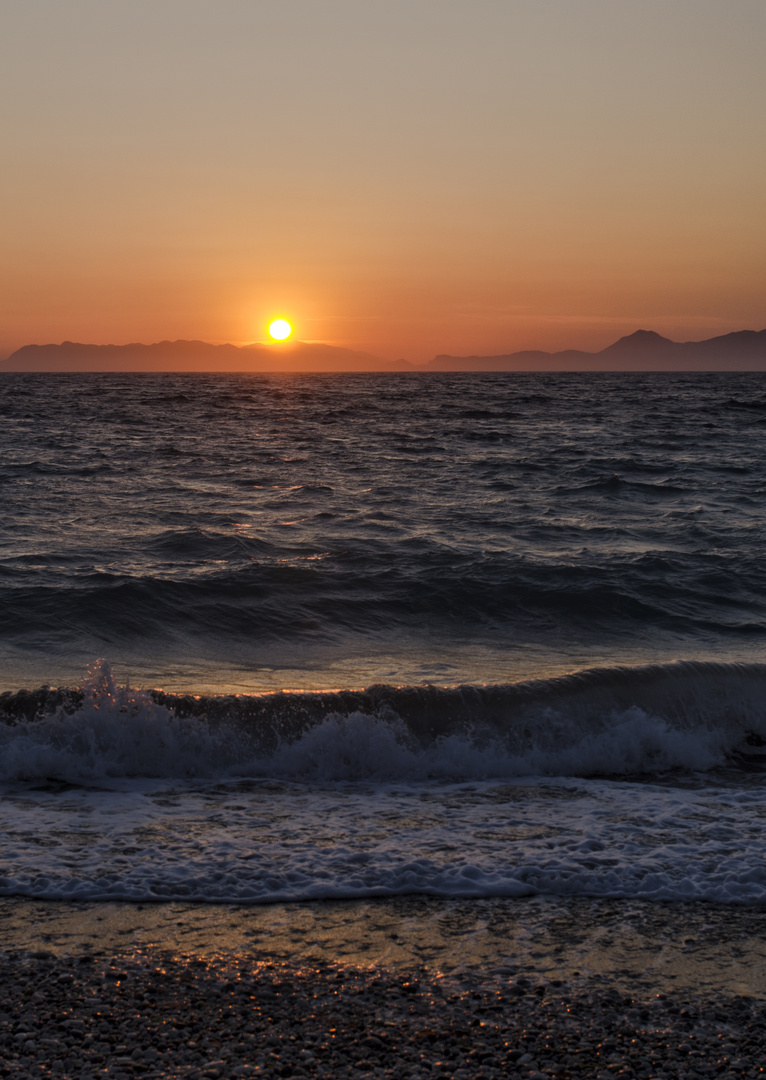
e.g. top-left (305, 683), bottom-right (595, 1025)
top-left (1, 0), bottom-right (765, 361)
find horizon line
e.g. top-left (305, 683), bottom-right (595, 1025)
top-left (3, 327), bottom-right (766, 373)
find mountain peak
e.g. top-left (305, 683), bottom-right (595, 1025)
top-left (600, 329), bottom-right (676, 354)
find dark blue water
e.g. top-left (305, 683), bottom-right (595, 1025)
top-left (2, 371), bottom-right (766, 908)
top-left (1, 371), bottom-right (764, 691)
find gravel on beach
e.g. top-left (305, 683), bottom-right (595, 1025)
top-left (0, 950), bottom-right (765, 1079)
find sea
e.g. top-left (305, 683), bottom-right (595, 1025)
top-left (1, 370), bottom-right (766, 940)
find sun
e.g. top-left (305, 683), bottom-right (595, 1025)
top-left (268, 318), bottom-right (292, 341)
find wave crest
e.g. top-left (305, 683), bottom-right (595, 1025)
top-left (1, 659), bottom-right (765, 782)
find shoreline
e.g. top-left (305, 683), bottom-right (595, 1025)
top-left (3, 894), bottom-right (766, 1000)
top-left (1, 896), bottom-right (765, 1075)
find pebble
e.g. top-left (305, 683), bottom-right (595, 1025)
top-left (0, 952), bottom-right (764, 1078)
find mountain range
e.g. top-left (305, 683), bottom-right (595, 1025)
top-left (427, 329), bottom-right (766, 371)
top-left (3, 328), bottom-right (766, 372)
top-left (1, 339), bottom-right (409, 373)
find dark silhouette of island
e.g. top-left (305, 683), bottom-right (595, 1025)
top-left (1, 340), bottom-right (413, 373)
top-left (426, 329), bottom-right (766, 371)
top-left (3, 328), bottom-right (766, 372)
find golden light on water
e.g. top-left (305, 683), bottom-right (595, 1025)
top-left (268, 319), bottom-right (292, 341)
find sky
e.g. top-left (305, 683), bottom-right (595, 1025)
top-left (1, 0), bottom-right (765, 362)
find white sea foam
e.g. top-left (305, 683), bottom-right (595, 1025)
top-left (266, 705), bottom-right (732, 781)
top-left (0, 770), bottom-right (764, 906)
top-left (0, 697), bottom-right (744, 783)
top-left (1, 661), bottom-right (765, 907)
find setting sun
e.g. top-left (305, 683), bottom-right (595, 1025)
top-left (268, 319), bottom-right (292, 341)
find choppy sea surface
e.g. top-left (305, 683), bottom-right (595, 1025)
top-left (1, 371), bottom-right (765, 911)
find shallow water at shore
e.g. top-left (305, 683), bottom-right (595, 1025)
top-left (5, 895), bottom-right (766, 1000)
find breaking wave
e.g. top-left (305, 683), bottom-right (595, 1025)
top-left (1, 659), bottom-right (765, 783)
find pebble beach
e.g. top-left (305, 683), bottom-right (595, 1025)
top-left (2, 949), bottom-right (766, 1079)
top-left (2, 896), bottom-right (766, 1079)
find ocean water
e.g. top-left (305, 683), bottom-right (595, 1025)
top-left (1, 371), bottom-right (766, 911)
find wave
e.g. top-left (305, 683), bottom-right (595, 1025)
top-left (3, 545), bottom-right (765, 646)
top-left (1, 659), bottom-right (765, 783)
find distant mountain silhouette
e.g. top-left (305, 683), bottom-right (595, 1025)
top-left (1, 339), bottom-right (412, 373)
top-left (4, 329), bottom-right (766, 373)
top-left (428, 329), bottom-right (766, 371)
top-left (598, 329), bottom-right (677, 355)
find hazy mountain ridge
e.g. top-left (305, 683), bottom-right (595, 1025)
top-left (428, 329), bottom-right (766, 371)
top-left (1, 339), bottom-right (412, 373)
top-left (3, 328), bottom-right (766, 372)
